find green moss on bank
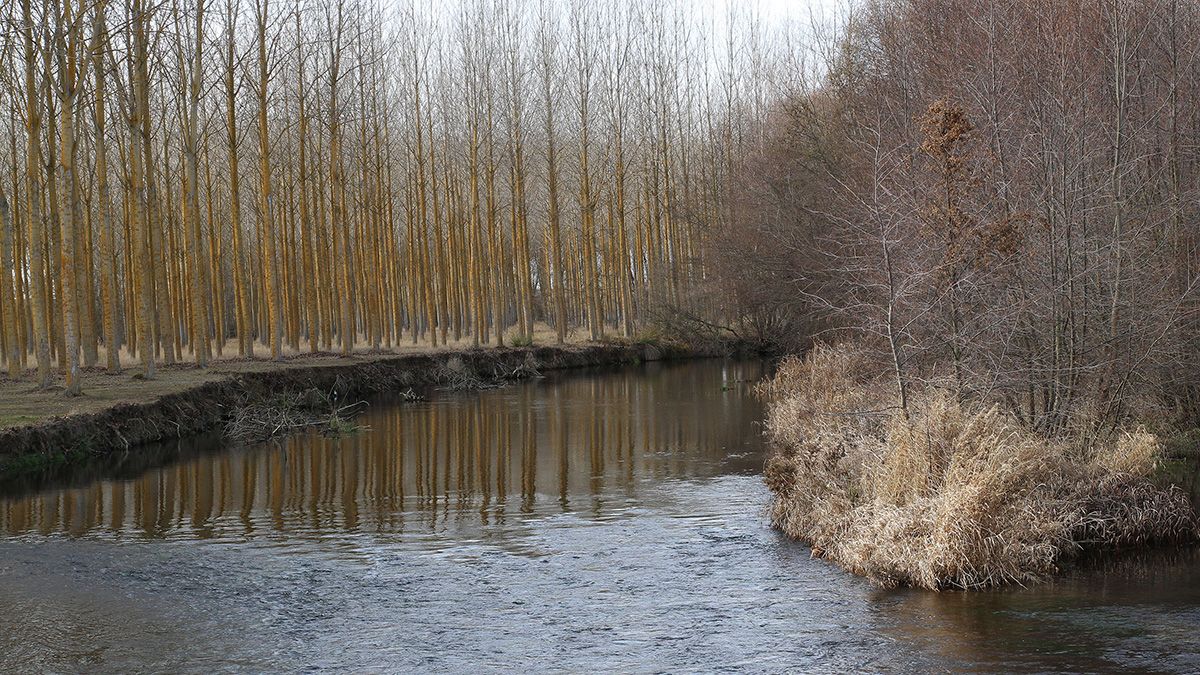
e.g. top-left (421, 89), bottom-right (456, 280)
top-left (0, 447), bottom-right (86, 487)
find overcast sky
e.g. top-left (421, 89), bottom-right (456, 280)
top-left (751, 0), bottom-right (849, 23)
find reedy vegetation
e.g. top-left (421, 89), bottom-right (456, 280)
top-left (0, 0), bottom-right (797, 394)
top-left (731, 0), bottom-right (1200, 588)
top-left (761, 345), bottom-right (1197, 590)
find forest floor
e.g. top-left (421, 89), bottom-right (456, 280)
top-left (0, 323), bottom-right (597, 430)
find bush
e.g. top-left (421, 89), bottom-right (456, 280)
top-left (761, 344), bottom-right (1199, 590)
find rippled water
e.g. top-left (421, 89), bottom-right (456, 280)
top-left (1, 359), bottom-right (1198, 673)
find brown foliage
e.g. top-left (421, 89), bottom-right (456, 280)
top-left (717, 0), bottom-right (1200, 430)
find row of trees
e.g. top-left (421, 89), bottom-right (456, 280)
top-left (0, 0), bottom-right (796, 394)
top-left (716, 0), bottom-right (1200, 432)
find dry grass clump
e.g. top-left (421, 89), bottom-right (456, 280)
top-left (762, 344), bottom-right (1199, 590)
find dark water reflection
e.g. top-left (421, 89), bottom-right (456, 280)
top-left (1, 359), bottom-right (1198, 673)
top-left (0, 361), bottom-right (764, 539)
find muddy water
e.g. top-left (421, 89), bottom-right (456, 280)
top-left (1, 359), bottom-right (1198, 673)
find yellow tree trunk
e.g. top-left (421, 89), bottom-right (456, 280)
top-left (0, 188), bottom-right (18, 378)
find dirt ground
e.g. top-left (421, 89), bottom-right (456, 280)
top-left (0, 323), bottom-right (594, 429)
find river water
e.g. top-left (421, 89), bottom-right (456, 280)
top-left (1, 359), bottom-right (1198, 673)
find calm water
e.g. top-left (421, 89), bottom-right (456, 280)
top-left (1, 359), bottom-right (1198, 673)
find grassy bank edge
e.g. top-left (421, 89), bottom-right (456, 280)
top-left (0, 340), bottom-right (707, 481)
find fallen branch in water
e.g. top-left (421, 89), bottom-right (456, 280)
top-left (434, 354), bottom-right (542, 391)
top-left (224, 388), bottom-right (371, 443)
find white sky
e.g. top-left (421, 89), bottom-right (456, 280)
top-left (753, 0), bottom-right (849, 22)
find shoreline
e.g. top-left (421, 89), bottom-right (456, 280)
top-left (0, 341), bottom-right (706, 480)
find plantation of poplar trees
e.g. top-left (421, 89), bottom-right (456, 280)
top-left (0, 0), bottom-right (792, 395)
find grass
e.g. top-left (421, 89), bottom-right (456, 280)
top-left (0, 437), bottom-right (102, 486)
top-left (508, 333), bottom-right (534, 348)
top-left (0, 447), bottom-right (76, 478)
top-left (1162, 428), bottom-right (1200, 459)
top-left (760, 343), bottom-right (1199, 590)
top-left (598, 328), bottom-right (692, 353)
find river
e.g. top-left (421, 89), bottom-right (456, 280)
top-left (1, 359), bottom-right (1198, 673)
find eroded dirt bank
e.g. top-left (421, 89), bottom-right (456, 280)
top-left (0, 343), bottom-right (697, 477)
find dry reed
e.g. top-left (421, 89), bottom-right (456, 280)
top-left (761, 344), bottom-right (1199, 590)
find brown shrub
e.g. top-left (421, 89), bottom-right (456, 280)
top-left (761, 344), bottom-right (1199, 590)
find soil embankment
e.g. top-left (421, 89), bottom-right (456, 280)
top-left (0, 342), bottom-right (695, 477)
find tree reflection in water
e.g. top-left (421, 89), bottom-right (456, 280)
top-left (0, 360), bottom-right (768, 539)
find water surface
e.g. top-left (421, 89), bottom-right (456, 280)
top-left (1, 360), bottom-right (1198, 673)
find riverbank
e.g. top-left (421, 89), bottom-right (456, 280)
top-left (4, 359), bottom-right (1199, 673)
top-left (0, 339), bottom-right (702, 479)
top-left (760, 344), bottom-right (1199, 590)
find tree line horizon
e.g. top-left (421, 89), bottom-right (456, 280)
top-left (0, 0), bottom-right (799, 395)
